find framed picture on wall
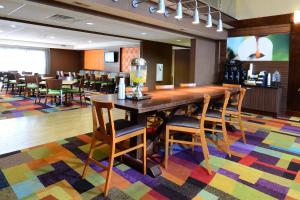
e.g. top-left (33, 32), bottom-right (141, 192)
top-left (156, 64), bottom-right (163, 81)
top-left (227, 33), bottom-right (290, 61)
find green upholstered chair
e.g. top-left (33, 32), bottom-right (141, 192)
top-left (66, 78), bottom-right (86, 104)
top-left (44, 79), bottom-right (64, 105)
top-left (25, 75), bottom-right (38, 97)
top-left (14, 73), bottom-right (26, 95)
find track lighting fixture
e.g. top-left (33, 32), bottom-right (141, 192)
top-left (192, 0), bottom-right (200, 24)
top-left (175, 0), bottom-right (183, 19)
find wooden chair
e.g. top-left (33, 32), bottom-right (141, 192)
top-left (82, 100), bottom-right (147, 196)
top-left (25, 75), bottom-right (38, 97)
top-left (165, 94), bottom-right (212, 175)
top-left (67, 78), bottom-right (86, 104)
top-left (224, 88), bottom-right (247, 144)
top-left (13, 73), bottom-right (26, 95)
top-left (35, 76), bottom-right (47, 104)
top-left (155, 85), bottom-right (174, 90)
top-left (179, 83), bottom-right (196, 88)
top-left (195, 91), bottom-right (232, 157)
top-left (45, 79), bottom-right (63, 105)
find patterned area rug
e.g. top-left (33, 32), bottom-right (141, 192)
top-left (0, 94), bottom-right (89, 120)
top-left (0, 114), bottom-right (300, 200)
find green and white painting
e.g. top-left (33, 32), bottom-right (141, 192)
top-left (227, 33), bottom-right (290, 61)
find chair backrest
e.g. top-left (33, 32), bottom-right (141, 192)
top-left (25, 75), bottom-right (36, 84)
top-left (90, 74), bottom-right (96, 81)
top-left (36, 76), bottom-right (42, 87)
top-left (155, 85), bottom-right (174, 90)
top-left (180, 83), bottom-right (196, 88)
top-left (237, 88), bottom-right (246, 112)
top-left (101, 74), bottom-right (109, 81)
top-left (222, 91), bottom-right (231, 117)
top-left (199, 94), bottom-right (211, 128)
top-left (84, 73), bottom-right (90, 80)
top-left (14, 73), bottom-right (21, 83)
top-left (91, 100), bottom-right (116, 140)
top-left (46, 79), bottom-right (62, 90)
top-left (7, 73), bottom-right (16, 81)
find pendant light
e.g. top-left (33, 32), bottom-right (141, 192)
top-left (175, 0), bottom-right (183, 19)
top-left (206, 5), bottom-right (212, 27)
top-left (157, 0), bottom-right (165, 14)
top-left (192, 0), bottom-right (200, 24)
top-left (217, 12), bottom-right (223, 32)
top-left (294, 10), bottom-right (300, 23)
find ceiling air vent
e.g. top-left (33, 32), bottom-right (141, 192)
top-left (47, 14), bottom-right (81, 23)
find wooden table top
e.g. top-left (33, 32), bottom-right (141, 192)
top-left (91, 85), bottom-right (240, 114)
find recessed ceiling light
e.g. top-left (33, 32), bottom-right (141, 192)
top-left (86, 22), bottom-right (94, 25)
top-left (0, 30), bottom-right (3, 33)
top-left (176, 40), bottom-right (181, 42)
top-left (88, 40), bottom-right (93, 43)
top-left (49, 36), bottom-right (55, 39)
top-left (0, 5), bottom-right (4, 9)
top-left (10, 24), bottom-right (16, 28)
top-left (141, 32), bottom-right (147, 35)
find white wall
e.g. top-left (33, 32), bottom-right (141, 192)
top-left (236, 0), bottom-right (300, 19)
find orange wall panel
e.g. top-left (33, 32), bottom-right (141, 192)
top-left (121, 47), bottom-right (140, 72)
top-left (84, 50), bottom-right (104, 70)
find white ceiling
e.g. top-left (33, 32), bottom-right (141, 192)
top-left (0, 0), bottom-right (191, 49)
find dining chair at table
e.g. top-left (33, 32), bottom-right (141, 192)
top-left (44, 79), bottom-right (64, 105)
top-left (13, 73), bottom-right (26, 95)
top-left (25, 75), bottom-right (38, 97)
top-left (34, 76), bottom-right (47, 104)
top-left (165, 94), bottom-right (212, 175)
top-left (82, 100), bottom-right (147, 196)
top-left (179, 83), bottom-right (197, 115)
top-left (194, 91), bottom-right (232, 157)
top-left (66, 78), bottom-right (86, 104)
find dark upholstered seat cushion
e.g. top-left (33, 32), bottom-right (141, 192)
top-left (167, 115), bottom-right (200, 129)
top-left (195, 110), bottom-right (230, 121)
top-left (106, 119), bottom-right (145, 138)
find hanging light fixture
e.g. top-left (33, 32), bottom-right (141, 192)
top-left (206, 5), bottom-right (212, 27)
top-left (294, 10), bottom-right (300, 23)
top-left (192, 0), bottom-right (200, 24)
top-left (217, 12), bottom-right (223, 32)
top-left (174, 0), bottom-right (183, 19)
top-left (157, 0), bottom-right (165, 14)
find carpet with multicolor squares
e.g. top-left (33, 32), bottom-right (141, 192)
top-left (0, 113), bottom-right (300, 200)
top-left (0, 94), bottom-right (88, 120)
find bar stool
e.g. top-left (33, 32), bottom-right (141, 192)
top-left (82, 100), bottom-right (147, 196)
top-left (194, 91), bottom-right (232, 157)
top-left (165, 94), bottom-right (212, 175)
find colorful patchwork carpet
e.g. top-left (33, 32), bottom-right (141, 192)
top-left (0, 94), bottom-right (89, 120)
top-left (0, 114), bottom-right (300, 199)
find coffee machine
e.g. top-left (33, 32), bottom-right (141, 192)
top-left (223, 60), bottom-right (246, 84)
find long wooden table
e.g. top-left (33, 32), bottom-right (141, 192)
top-left (91, 85), bottom-right (240, 176)
top-left (92, 85), bottom-right (239, 120)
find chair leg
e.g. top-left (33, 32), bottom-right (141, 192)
top-left (104, 145), bottom-right (115, 197)
top-left (143, 129), bottom-right (147, 175)
top-left (44, 96), bottom-right (47, 105)
top-left (164, 126), bottom-right (170, 169)
top-left (199, 130), bottom-right (212, 175)
top-left (238, 114), bottom-right (246, 144)
top-left (82, 137), bottom-right (97, 178)
top-left (170, 135), bottom-right (174, 155)
top-left (222, 121), bottom-right (231, 158)
top-left (192, 135), bottom-right (195, 153)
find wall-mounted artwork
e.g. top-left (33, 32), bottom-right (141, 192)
top-left (156, 64), bottom-right (163, 81)
top-left (227, 33), bottom-right (290, 61)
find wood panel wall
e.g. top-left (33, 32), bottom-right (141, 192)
top-left (287, 23), bottom-right (300, 115)
top-left (140, 40), bottom-right (173, 90)
top-left (174, 49), bottom-right (191, 87)
top-left (50, 49), bottom-right (83, 75)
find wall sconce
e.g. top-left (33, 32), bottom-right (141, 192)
top-left (216, 12), bottom-right (223, 32)
top-left (294, 10), bottom-right (300, 23)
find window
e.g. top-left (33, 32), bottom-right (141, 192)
top-left (0, 46), bottom-right (48, 74)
